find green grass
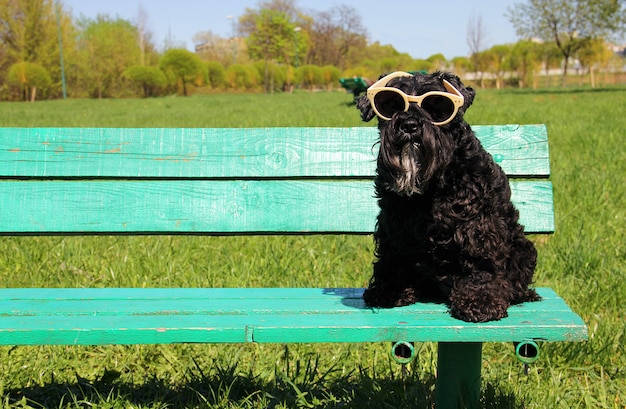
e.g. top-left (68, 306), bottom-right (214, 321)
top-left (0, 92), bottom-right (363, 128)
top-left (0, 87), bottom-right (624, 408)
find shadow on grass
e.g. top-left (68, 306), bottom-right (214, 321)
top-left (5, 365), bottom-right (525, 409)
top-left (6, 372), bottom-right (431, 408)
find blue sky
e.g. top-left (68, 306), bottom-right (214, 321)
top-left (62, 0), bottom-right (521, 59)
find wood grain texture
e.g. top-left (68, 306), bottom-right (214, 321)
top-left (0, 288), bottom-right (587, 346)
top-left (0, 180), bottom-right (553, 234)
top-left (0, 125), bottom-right (548, 178)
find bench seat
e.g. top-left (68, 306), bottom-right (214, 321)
top-left (0, 287), bottom-right (586, 346)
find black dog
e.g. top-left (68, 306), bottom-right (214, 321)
top-left (357, 71), bottom-right (539, 322)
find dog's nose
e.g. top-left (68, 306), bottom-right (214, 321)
top-left (400, 119), bottom-right (419, 134)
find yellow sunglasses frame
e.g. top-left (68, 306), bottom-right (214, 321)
top-left (366, 71), bottom-right (465, 125)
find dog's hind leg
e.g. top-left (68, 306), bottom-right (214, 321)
top-left (363, 259), bottom-right (419, 307)
top-left (509, 234), bottom-right (541, 304)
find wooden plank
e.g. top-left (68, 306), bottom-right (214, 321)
top-left (472, 124), bottom-right (550, 177)
top-left (511, 180), bottom-right (555, 233)
top-left (0, 286), bottom-right (567, 302)
top-left (0, 180), bottom-right (553, 234)
top-left (0, 126), bottom-right (549, 178)
top-left (0, 288), bottom-right (576, 317)
top-left (0, 310), bottom-right (588, 346)
top-left (0, 288), bottom-right (587, 346)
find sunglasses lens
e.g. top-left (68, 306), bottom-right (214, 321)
top-left (421, 95), bottom-right (455, 123)
top-left (373, 90), bottom-right (405, 119)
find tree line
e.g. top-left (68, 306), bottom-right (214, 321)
top-left (1, 0), bottom-right (624, 101)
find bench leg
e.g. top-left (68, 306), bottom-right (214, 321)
top-left (435, 342), bottom-right (482, 409)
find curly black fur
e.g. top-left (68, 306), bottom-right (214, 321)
top-left (357, 71), bottom-right (539, 322)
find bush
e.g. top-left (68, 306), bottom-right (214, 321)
top-left (284, 66), bottom-right (297, 92)
top-left (7, 62), bottom-right (52, 101)
top-left (225, 64), bottom-right (261, 91)
top-left (254, 61), bottom-right (287, 93)
top-left (380, 58), bottom-right (398, 73)
top-left (123, 66), bottom-right (167, 97)
top-left (342, 66), bottom-right (376, 82)
top-left (206, 61), bottom-right (226, 89)
top-left (297, 65), bottom-right (322, 90)
top-left (160, 48), bottom-right (204, 96)
top-left (320, 65), bottom-right (341, 90)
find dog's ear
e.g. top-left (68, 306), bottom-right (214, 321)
top-left (438, 72), bottom-right (475, 112)
top-left (356, 94), bottom-right (376, 122)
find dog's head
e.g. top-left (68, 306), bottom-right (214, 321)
top-left (357, 71), bottom-right (476, 196)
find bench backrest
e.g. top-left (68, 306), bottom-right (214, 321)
top-left (339, 78), bottom-right (370, 92)
top-left (0, 126), bottom-right (552, 235)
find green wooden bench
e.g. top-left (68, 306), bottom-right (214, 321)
top-left (0, 125), bottom-right (587, 408)
top-left (339, 77), bottom-right (371, 101)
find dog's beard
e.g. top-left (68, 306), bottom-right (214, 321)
top-left (377, 121), bottom-right (450, 196)
top-left (382, 142), bottom-right (423, 196)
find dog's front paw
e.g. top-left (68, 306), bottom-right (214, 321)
top-left (451, 304), bottom-right (508, 322)
top-left (450, 291), bottom-right (510, 322)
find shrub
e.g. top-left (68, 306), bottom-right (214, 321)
top-left (7, 62), bottom-right (52, 102)
top-left (225, 64), bottom-right (261, 91)
top-left (298, 65), bottom-right (322, 90)
top-left (254, 61), bottom-right (287, 93)
top-left (160, 49), bottom-right (204, 96)
top-left (320, 65), bottom-right (341, 90)
top-left (342, 66), bottom-right (375, 82)
top-left (123, 66), bottom-right (167, 97)
top-left (206, 61), bottom-right (226, 89)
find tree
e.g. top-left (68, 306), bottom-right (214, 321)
top-left (245, 9), bottom-right (298, 93)
top-left (412, 59), bottom-right (433, 72)
top-left (483, 45), bottom-right (511, 89)
top-left (194, 31), bottom-right (249, 66)
top-left (451, 56), bottom-right (472, 77)
top-left (348, 42), bottom-right (413, 78)
top-left (334, 5), bottom-right (369, 69)
top-left (426, 53), bottom-right (448, 71)
top-left (577, 37), bottom-right (613, 87)
top-left (307, 5), bottom-right (368, 69)
top-left (160, 49), bottom-right (204, 96)
top-left (467, 12), bottom-right (488, 74)
top-left (77, 16), bottom-right (142, 98)
top-left (509, 40), bottom-right (541, 88)
top-left (507, 0), bottom-right (626, 86)
top-left (238, 0), bottom-right (308, 76)
top-left (8, 62), bottom-right (52, 101)
top-left (136, 4), bottom-right (150, 66)
top-left (0, 0), bottom-right (55, 63)
top-left (239, 0), bottom-right (301, 34)
top-left (0, 0), bottom-right (75, 98)
top-left (538, 41), bottom-right (563, 86)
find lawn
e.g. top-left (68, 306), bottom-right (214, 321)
top-left (0, 86), bottom-right (624, 408)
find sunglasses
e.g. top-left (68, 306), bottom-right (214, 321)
top-left (366, 71), bottom-right (464, 125)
